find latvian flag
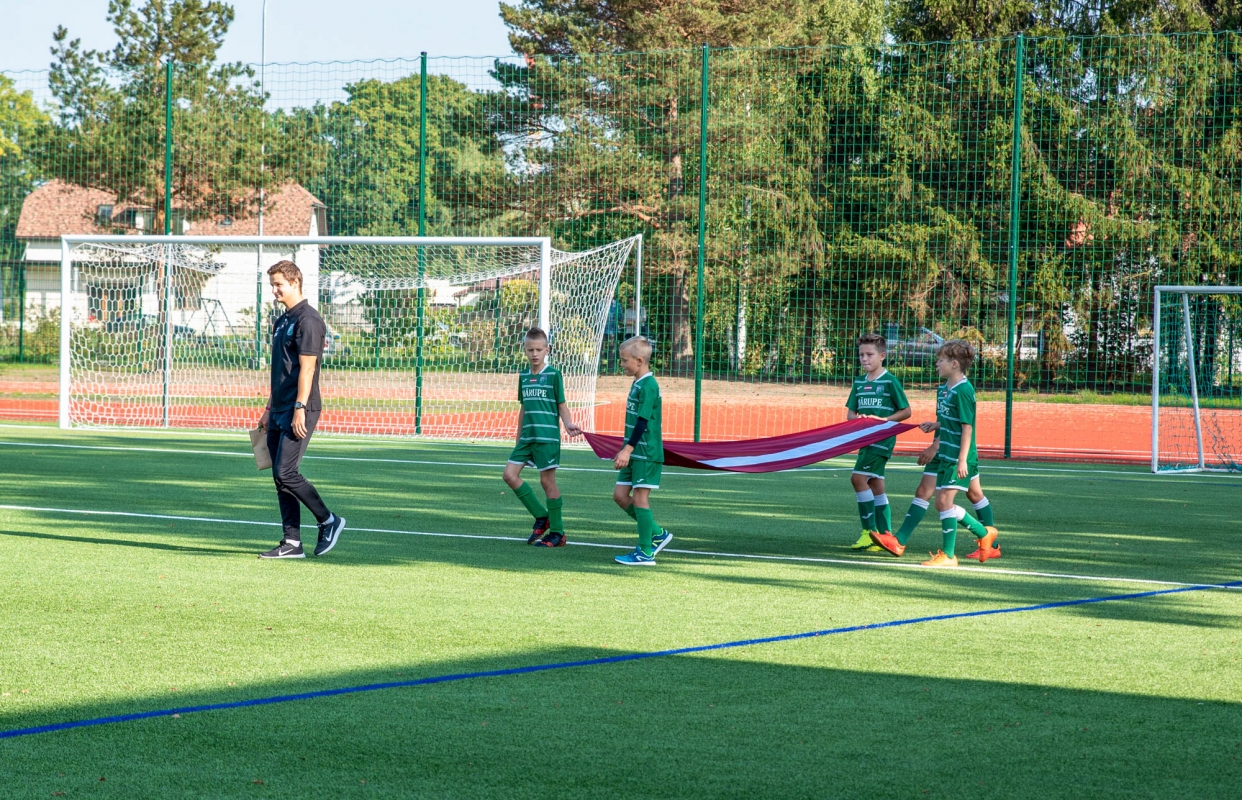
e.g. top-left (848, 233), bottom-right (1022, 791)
top-left (583, 419), bottom-right (916, 474)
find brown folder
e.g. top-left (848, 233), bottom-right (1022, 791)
top-left (250, 427), bottom-right (273, 470)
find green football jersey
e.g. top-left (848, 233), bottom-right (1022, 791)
top-left (624, 372), bottom-right (664, 462)
top-left (844, 369), bottom-right (910, 456)
top-left (517, 363), bottom-right (566, 443)
top-left (935, 378), bottom-right (978, 465)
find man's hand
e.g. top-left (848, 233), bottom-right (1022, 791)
top-left (258, 408), bottom-right (270, 432)
top-left (292, 407), bottom-right (308, 440)
top-left (919, 421), bottom-right (940, 434)
top-left (917, 444), bottom-right (936, 466)
top-left (957, 459), bottom-right (968, 479)
top-left (614, 444), bottom-right (633, 470)
top-left (564, 422), bottom-right (583, 438)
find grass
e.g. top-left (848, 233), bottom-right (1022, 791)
top-left (0, 423), bottom-right (1240, 798)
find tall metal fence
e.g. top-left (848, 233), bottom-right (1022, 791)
top-left (3, 32), bottom-right (1242, 459)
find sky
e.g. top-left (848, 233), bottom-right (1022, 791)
top-left (3, 0), bottom-right (517, 72)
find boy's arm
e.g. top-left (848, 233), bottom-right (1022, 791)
top-left (557, 402), bottom-right (581, 437)
top-left (956, 424), bottom-right (972, 478)
top-left (888, 406), bottom-right (912, 422)
top-left (919, 420), bottom-right (940, 433)
top-left (515, 408), bottom-right (525, 443)
top-left (918, 437), bottom-right (939, 466)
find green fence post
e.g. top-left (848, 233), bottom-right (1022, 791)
top-left (694, 43), bottom-right (709, 442)
top-left (17, 263), bottom-right (26, 364)
top-left (415, 51), bottom-right (428, 436)
top-left (1004, 34), bottom-right (1025, 459)
top-left (162, 58), bottom-right (174, 427)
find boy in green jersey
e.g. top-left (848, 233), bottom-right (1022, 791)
top-left (844, 333), bottom-right (912, 549)
top-left (503, 327), bottom-right (582, 547)
top-left (874, 340), bottom-right (999, 566)
top-left (612, 336), bottom-right (672, 566)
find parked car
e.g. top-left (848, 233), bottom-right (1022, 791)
top-left (884, 324), bottom-right (944, 366)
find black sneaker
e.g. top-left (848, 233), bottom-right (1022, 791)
top-left (314, 515), bottom-right (346, 556)
top-left (259, 539), bottom-right (304, 559)
top-left (537, 531), bottom-right (566, 548)
top-left (527, 517), bottom-right (550, 545)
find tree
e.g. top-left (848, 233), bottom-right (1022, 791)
top-left (0, 75), bottom-right (45, 262)
top-left (495, 0), bottom-right (887, 372)
top-left (37, 0), bottom-right (320, 227)
top-left (304, 74), bottom-right (508, 237)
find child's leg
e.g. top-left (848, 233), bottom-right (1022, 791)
top-left (613, 483), bottom-right (637, 519)
top-left (934, 487), bottom-right (959, 554)
top-left (895, 472), bottom-right (936, 545)
top-left (850, 472), bottom-right (876, 531)
top-left (966, 477), bottom-right (994, 528)
top-left (869, 476), bottom-right (891, 532)
top-left (504, 461), bottom-right (548, 520)
top-left (631, 486), bottom-right (655, 554)
top-left (540, 468), bottom-right (564, 533)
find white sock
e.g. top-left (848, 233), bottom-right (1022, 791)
top-left (939, 509), bottom-right (956, 521)
top-left (973, 497), bottom-right (990, 511)
top-left (874, 493), bottom-right (888, 508)
top-left (323, 513), bottom-right (335, 525)
top-left (954, 505), bottom-right (967, 521)
top-left (856, 490), bottom-right (875, 503)
top-left (911, 497), bottom-right (930, 511)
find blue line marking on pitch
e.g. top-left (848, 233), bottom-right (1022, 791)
top-left (3, 579), bottom-right (1238, 741)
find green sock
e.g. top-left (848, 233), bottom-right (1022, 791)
top-left (958, 507), bottom-right (988, 538)
top-left (876, 501), bottom-right (892, 532)
top-left (974, 498), bottom-right (994, 527)
top-left (635, 507), bottom-right (655, 556)
top-left (940, 513), bottom-right (958, 554)
top-left (895, 499), bottom-right (929, 545)
top-left (856, 499), bottom-right (876, 531)
top-left (622, 504), bottom-right (638, 520)
top-left (513, 482), bottom-right (547, 520)
top-left (547, 496), bottom-right (564, 533)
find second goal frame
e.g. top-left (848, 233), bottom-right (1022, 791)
top-left (1150, 284), bottom-right (1242, 473)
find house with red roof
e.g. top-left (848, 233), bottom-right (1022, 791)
top-left (16, 180), bottom-right (327, 334)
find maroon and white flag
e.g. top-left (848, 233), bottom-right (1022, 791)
top-left (583, 419), bottom-right (917, 474)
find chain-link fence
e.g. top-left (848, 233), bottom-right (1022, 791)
top-left (4, 32), bottom-right (1242, 459)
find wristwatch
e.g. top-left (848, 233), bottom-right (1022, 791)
top-left (294, 401), bottom-right (306, 410)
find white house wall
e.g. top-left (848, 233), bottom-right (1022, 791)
top-left (20, 241), bottom-right (321, 335)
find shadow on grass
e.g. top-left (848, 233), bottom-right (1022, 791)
top-left (0, 529), bottom-right (254, 556)
top-left (1, 644), bottom-right (1239, 799)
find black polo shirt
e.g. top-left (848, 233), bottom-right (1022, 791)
top-left (270, 299), bottom-right (326, 413)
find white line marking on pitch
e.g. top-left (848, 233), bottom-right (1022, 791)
top-left (2, 503), bottom-right (1235, 592)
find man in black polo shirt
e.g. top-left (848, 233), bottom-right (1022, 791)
top-left (257, 260), bottom-right (346, 559)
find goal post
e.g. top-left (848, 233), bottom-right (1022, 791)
top-left (1151, 285), bottom-right (1242, 473)
top-left (58, 234), bottom-right (641, 439)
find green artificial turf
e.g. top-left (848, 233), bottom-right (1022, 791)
top-left (0, 423), bottom-right (1239, 798)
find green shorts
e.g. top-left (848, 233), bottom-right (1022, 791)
top-left (935, 458), bottom-right (979, 491)
top-left (617, 459), bottom-right (662, 490)
top-left (508, 440), bottom-right (561, 472)
top-left (852, 446), bottom-right (891, 479)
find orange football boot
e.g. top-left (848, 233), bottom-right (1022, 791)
top-left (869, 530), bottom-right (905, 557)
top-left (921, 550), bottom-right (959, 567)
top-left (966, 526), bottom-right (1000, 561)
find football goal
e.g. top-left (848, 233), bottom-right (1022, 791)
top-left (1151, 285), bottom-right (1242, 473)
top-left (58, 234), bottom-right (642, 439)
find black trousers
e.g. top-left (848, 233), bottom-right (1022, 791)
top-left (267, 408), bottom-right (331, 539)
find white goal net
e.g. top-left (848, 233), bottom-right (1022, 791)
top-left (58, 235), bottom-right (640, 439)
top-left (1151, 285), bottom-right (1242, 473)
